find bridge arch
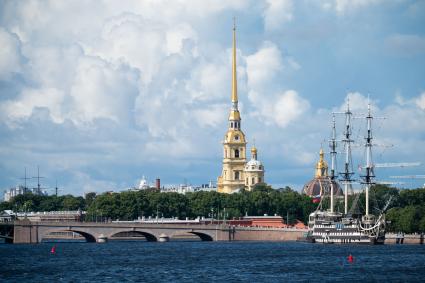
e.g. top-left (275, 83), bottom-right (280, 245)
top-left (109, 230), bottom-right (157, 242)
top-left (41, 229), bottom-right (96, 243)
top-left (190, 232), bottom-right (213, 241)
top-left (170, 230), bottom-right (214, 241)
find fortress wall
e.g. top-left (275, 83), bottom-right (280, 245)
top-left (385, 233), bottom-right (424, 244)
top-left (232, 228), bottom-right (306, 241)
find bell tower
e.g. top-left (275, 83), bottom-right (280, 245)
top-left (217, 22), bottom-right (247, 193)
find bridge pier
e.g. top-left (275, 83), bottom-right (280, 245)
top-left (13, 220), bottom-right (39, 244)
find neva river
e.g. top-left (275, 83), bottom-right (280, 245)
top-left (1, 241), bottom-right (424, 282)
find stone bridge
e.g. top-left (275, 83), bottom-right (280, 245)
top-left (12, 220), bottom-right (233, 243)
top-left (8, 220), bottom-right (306, 244)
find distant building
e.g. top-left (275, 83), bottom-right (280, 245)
top-left (0, 210), bottom-right (14, 222)
top-left (161, 182), bottom-right (217, 194)
top-left (3, 185), bottom-right (47, 202)
top-left (138, 176), bottom-right (149, 190)
top-left (13, 210), bottom-right (84, 222)
top-left (220, 215), bottom-right (307, 229)
top-left (303, 149), bottom-right (342, 197)
top-left (244, 146), bottom-right (265, 191)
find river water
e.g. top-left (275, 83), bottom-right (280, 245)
top-left (1, 241), bottom-right (424, 282)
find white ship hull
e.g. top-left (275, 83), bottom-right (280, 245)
top-left (307, 211), bottom-right (386, 245)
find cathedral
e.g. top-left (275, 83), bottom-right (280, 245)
top-left (217, 24), bottom-right (265, 194)
top-left (303, 149), bottom-right (342, 197)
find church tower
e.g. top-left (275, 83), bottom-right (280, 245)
top-left (217, 23), bottom-right (247, 194)
top-left (244, 146), bottom-right (265, 191)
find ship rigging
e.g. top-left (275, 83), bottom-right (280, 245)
top-left (307, 100), bottom-right (389, 244)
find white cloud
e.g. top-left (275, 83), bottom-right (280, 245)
top-left (340, 92), bottom-right (376, 112)
top-left (246, 41), bottom-right (283, 88)
top-left (274, 90), bottom-right (310, 127)
top-left (23, 44), bottom-right (83, 89)
top-left (166, 23), bottom-right (198, 55)
top-left (321, 0), bottom-right (383, 15)
top-left (193, 104), bottom-right (228, 128)
top-left (188, 60), bottom-right (229, 102)
top-left (1, 87), bottom-right (65, 126)
top-left (93, 13), bottom-right (167, 85)
top-left (71, 171), bottom-right (119, 195)
top-left (0, 27), bottom-right (23, 78)
top-left (263, 0), bottom-right (293, 31)
top-left (248, 89), bottom-right (310, 128)
top-left (69, 56), bottom-right (139, 124)
top-left (245, 41), bottom-right (307, 128)
top-left (415, 92), bottom-right (425, 110)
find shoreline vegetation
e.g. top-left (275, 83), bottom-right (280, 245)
top-left (1, 184), bottom-right (424, 233)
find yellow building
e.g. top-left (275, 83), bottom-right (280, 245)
top-left (217, 24), bottom-right (265, 193)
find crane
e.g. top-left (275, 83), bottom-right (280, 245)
top-left (390, 175), bottom-right (425, 179)
top-left (358, 162), bottom-right (421, 170)
top-left (389, 175), bottom-right (425, 188)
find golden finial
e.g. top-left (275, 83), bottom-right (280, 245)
top-left (315, 147), bottom-right (328, 178)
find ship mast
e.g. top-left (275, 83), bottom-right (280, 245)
top-left (362, 102), bottom-right (375, 216)
top-left (329, 114), bottom-right (337, 213)
top-left (339, 101), bottom-right (354, 215)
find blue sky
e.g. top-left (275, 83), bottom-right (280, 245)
top-left (1, 0), bottom-right (425, 196)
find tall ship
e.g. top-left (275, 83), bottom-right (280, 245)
top-left (307, 101), bottom-right (388, 244)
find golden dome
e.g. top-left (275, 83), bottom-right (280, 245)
top-left (251, 146), bottom-right (257, 155)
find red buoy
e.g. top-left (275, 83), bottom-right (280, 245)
top-left (347, 254), bottom-right (354, 263)
top-left (50, 245), bottom-right (56, 254)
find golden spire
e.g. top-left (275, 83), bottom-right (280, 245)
top-left (231, 18), bottom-right (237, 104)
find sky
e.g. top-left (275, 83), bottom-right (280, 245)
top-left (0, 0), bottom-right (425, 196)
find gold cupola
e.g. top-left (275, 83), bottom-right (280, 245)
top-left (251, 146), bottom-right (257, 160)
top-left (315, 148), bottom-right (329, 178)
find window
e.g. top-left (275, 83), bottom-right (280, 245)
top-left (252, 177), bottom-right (255, 184)
top-left (235, 149), bottom-right (239, 158)
top-left (230, 122), bottom-right (233, 128)
top-left (259, 177), bottom-right (262, 183)
top-left (246, 178), bottom-right (248, 185)
top-left (235, 171), bottom-right (239, 180)
top-left (235, 135), bottom-right (239, 141)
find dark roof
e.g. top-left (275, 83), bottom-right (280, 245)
top-left (303, 177), bottom-right (343, 197)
